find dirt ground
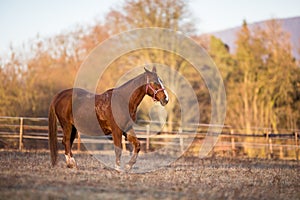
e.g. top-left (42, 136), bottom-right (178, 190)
top-left (0, 150), bottom-right (299, 200)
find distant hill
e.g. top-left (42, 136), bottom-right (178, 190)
top-left (210, 16), bottom-right (300, 60)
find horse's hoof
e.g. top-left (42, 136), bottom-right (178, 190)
top-left (67, 164), bottom-right (75, 168)
top-left (66, 158), bottom-right (77, 168)
top-left (114, 165), bottom-right (122, 171)
top-left (66, 162), bottom-right (77, 169)
top-left (65, 155), bottom-right (77, 169)
top-left (125, 163), bottom-right (132, 172)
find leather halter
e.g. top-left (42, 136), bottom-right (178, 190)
top-left (145, 76), bottom-right (165, 101)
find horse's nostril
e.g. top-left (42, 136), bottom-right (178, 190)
top-left (160, 99), bottom-right (168, 106)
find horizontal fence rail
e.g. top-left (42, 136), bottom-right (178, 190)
top-left (0, 116), bottom-right (299, 160)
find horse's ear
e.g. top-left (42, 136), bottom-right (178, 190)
top-left (144, 67), bottom-right (151, 74)
top-left (152, 66), bottom-right (157, 73)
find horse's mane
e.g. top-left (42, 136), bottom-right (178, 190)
top-left (115, 72), bottom-right (146, 90)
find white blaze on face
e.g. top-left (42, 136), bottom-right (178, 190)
top-left (158, 77), bottom-right (169, 102)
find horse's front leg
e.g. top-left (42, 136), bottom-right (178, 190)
top-left (125, 128), bottom-right (141, 171)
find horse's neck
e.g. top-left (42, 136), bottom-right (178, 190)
top-left (130, 83), bottom-right (146, 111)
top-left (120, 73), bottom-right (147, 113)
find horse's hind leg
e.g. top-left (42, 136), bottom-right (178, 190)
top-left (125, 129), bottom-right (141, 171)
top-left (112, 129), bottom-right (122, 171)
top-left (70, 125), bottom-right (77, 155)
top-left (62, 123), bottom-right (77, 168)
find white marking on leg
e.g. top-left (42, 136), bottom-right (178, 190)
top-left (70, 157), bottom-right (76, 166)
top-left (65, 154), bottom-right (70, 163)
top-left (65, 154), bottom-right (76, 168)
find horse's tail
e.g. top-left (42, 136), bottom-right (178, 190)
top-left (48, 102), bottom-right (58, 166)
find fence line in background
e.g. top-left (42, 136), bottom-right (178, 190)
top-left (0, 116), bottom-right (299, 160)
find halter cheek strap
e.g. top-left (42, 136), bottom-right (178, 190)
top-left (146, 76), bottom-right (165, 101)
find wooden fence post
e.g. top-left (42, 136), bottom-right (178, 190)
top-left (179, 128), bottom-right (183, 153)
top-left (279, 146), bottom-right (283, 160)
top-left (19, 117), bottom-right (24, 151)
top-left (269, 138), bottom-right (273, 159)
top-left (77, 132), bottom-right (81, 152)
top-left (146, 124), bottom-right (150, 152)
top-left (231, 129), bottom-right (236, 157)
top-left (266, 129), bottom-right (273, 159)
top-left (265, 128), bottom-right (269, 159)
top-left (295, 132), bottom-right (299, 161)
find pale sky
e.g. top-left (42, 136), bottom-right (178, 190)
top-left (0, 0), bottom-right (299, 55)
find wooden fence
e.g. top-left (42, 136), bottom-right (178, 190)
top-left (0, 116), bottom-right (299, 160)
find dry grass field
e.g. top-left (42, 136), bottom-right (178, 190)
top-left (0, 150), bottom-right (299, 200)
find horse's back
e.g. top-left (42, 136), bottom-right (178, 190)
top-left (52, 88), bottom-right (93, 107)
top-left (51, 88), bottom-right (115, 136)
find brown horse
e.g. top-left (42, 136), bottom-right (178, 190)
top-left (48, 67), bottom-right (169, 171)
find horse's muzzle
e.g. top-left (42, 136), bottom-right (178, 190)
top-left (160, 98), bottom-right (168, 106)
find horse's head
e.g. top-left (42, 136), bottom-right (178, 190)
top-left (145, 66), bottom-right (169, 106)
